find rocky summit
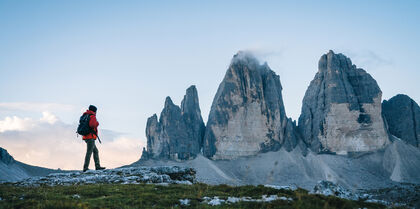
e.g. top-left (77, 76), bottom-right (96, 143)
top-left (203, 51), bottom-right (300, 160)
top-left (298, 50), bottom-right (390, 154)
top-left (143, 85), bottom-right (205, 161)
top-left (382, 94), bottom-right (420, 148)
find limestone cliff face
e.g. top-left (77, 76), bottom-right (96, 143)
top-left (382, 94), bottom-right (420, 147)
top-left (298, 50), bottom-right (390, 154)
top-left (203, 51), bottom-right (299, 159)
top-left (143, 85), bottom-right (205, 160)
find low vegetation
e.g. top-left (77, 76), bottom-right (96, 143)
top-left (0, 183), bottom-right (397, 209)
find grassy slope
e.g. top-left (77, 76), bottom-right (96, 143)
top-left (0, 183), bottom-right (397, 209)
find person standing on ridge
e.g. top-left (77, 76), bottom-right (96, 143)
top-left (82, 105), bottom-right (105, 172)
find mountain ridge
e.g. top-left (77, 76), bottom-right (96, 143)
top-left (141, 50), bottom-right (419, 161)
top-left (0, 147), bottom-right (60, 182)
top-left (137, 50), bottom-right (420, 192)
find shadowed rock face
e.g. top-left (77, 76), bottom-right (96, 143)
top-left (0, 147), bottom-right (14, 165)
top-left (143, 85), bottom-right (205, 161)
top-left (298, 50), bottom-right (390, 154)
top-left (382, 94), bottom-right (420, 147)
top-left (181, 86), bottom-right (206, 149)
top-left (203, 51), bottom-right (299, 159)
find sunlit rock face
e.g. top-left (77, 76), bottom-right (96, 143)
top-left (203, 51), bottom-right (299, 159)
top-left (298, 50), bottom-right (390, 154)
top-left (143, 85), bottom-right (205, 161)
top-left (382, 94), bottom-right (420, 147)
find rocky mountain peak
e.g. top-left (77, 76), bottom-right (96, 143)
top-left (164, 96), bottom-right (176, 109)
top-left (143, 85), bottom-right (205, 161)
top-left (0, 147), bottom-right (14, 165)
top-left (382, 94), bottom-right (420, 147)
top-left (298, 50), bottom-right (389, 154)
top-left (181, 85), bottom-right (201, 116)
top-left (319, 50), bottom-right (352, 73)
top-left (203, 52), bottom-right (300, 159)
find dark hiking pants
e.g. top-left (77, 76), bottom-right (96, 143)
top-left (83, 139), bottom-right (100, 170)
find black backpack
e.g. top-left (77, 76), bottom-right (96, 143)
top-left (77, 114), bottom-right (93, 136)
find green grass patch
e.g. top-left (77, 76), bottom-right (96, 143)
top-left (0, 183), bottom-right (391, 209)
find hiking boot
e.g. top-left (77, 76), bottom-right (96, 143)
top-left (96, 167), bottom-right (106, 170)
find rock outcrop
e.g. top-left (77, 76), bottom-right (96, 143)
top-left (298, 50), bottom-right (390, 154)
top-left (143, 85), bottom-right (205, 161)
top-left (203, 51), bottom-right (299, 159)
top-left (310, 180), bottom-right (360, 200)
top-left (382, 94), bottom-right (420, 147)
top-left (11, 166), bottom-right (196, 186)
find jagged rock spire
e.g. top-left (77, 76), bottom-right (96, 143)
top-left (143, 85), bottom-right (205, 160)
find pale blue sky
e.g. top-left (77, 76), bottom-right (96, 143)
top-left (0, 0), bottom-right (419, 168)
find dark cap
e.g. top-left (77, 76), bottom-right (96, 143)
top-left (89, 105), bottom-right (97, 112)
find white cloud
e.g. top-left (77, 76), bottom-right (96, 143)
top-left (0, 112), bottom-right (145, 170)
top-left (100, 136), bottom-right (142, 167)
top-left (241, 44), bottom-right (284, 63)
top-left (0, 112), bottom-right (59, 133)
top-left (0, 116), bottom-right (35, 132)
top-left (40, 111), bottom-right (58, 124)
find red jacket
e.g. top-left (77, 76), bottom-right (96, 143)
top-left (82, 110), bottom-right (99, 140)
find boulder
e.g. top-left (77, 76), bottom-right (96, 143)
top-left (298, 50), bottom-right (390, 154)
top-left (311, 180), bottom-right (359, 200)
top-left (382, 94), bottom-right (420, 147)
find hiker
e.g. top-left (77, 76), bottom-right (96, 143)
top-left (80, 105), bottom-right (105, 172)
